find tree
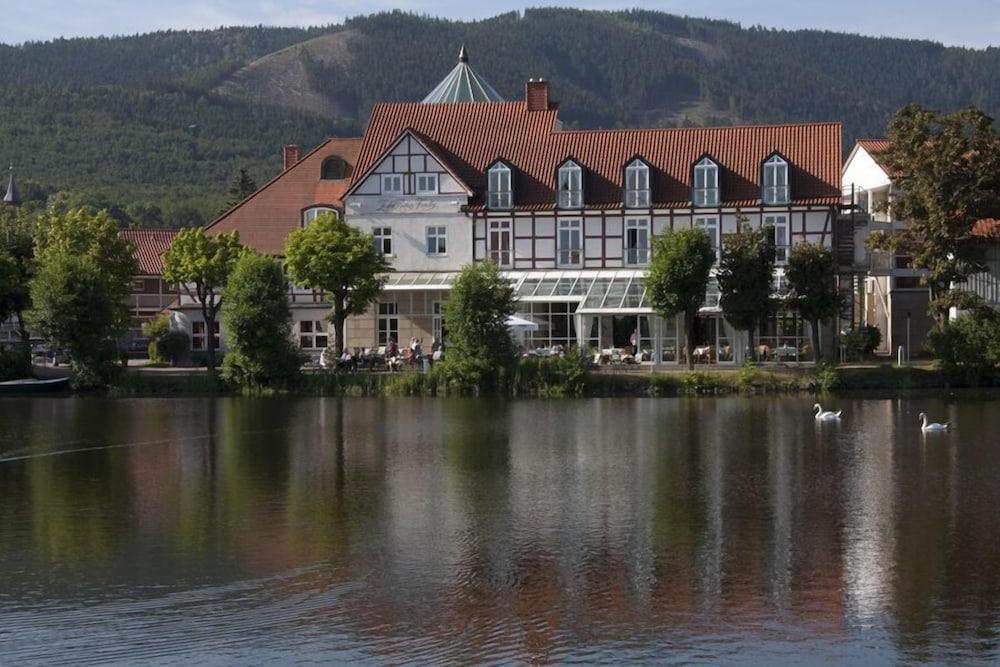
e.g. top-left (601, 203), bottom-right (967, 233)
top-left (785, 243), bottom-right (840, 362)
top-left (222, 250), bottom-right (302, 389)
top-left (284, 213), bottom-right (390, 356)
top-left (717, 221), bottom-right (776, 360)
top-left (868, 104), bottom-right (1000, 323)
top-left (439, 261), bottom-right (517, 393)
top-left (220, 168), bottom-right (258, 214)
top-left (646, 228), bottom-right (715, 370)
top-left (0, 207), bottom-right (36, 359)
top-left (27, 208), bottom-right (138, 387)
top-left (162, 228), bottom-right (242, 372)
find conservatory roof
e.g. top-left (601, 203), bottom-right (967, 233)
top-left (382, 270), bottom-right (724, 313)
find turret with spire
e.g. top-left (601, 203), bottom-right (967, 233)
top-left (3, 165), bottom-right (20, 206)
top-left (422, 45), bottom-right (505, 104)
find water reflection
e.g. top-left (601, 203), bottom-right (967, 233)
top-left (0, 396), bottom-right (999, 663)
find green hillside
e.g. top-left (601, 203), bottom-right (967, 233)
top-left (2, 9), bottom-right (999, 227)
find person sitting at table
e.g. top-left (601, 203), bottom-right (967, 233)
top-left (337, 349), bottom-right (356, 371)
top-left (386, 336), bottom-right (398, 358)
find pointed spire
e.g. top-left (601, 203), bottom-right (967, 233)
top-left (3, 165), bottom-right (20, 206)
top-left (422, 45), bottom-right (505, 104)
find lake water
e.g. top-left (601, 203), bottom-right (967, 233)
top-left (0, 395), bottom-right (998, 664)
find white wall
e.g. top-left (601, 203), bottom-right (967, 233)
top-left (842, 146), bottom-right (892, 197)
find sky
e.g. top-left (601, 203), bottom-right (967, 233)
top-left (1, 0), bottom-right (998, 49)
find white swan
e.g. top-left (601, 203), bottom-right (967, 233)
top-left (919, 412), bottom-right (950, 432)
top-left (814, 403), bottom-right (842, 421)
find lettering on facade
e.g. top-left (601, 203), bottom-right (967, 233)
top-left (349, 198), bottom-right (453, 214)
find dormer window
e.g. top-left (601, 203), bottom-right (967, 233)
top-left (487, 162), bottom-right (512, 209)
top-left (624, 159), bottom-right (650, 208)
top-left (762, 155), bottom-right (790, 205)
top-left (557, 160), bottom-right (583, 209)
top-left (693, 157), bottom-right (719, 207)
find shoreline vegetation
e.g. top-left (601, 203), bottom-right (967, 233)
top-left (97, 360), bottom-right (1000, 399)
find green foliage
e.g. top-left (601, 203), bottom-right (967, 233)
top-left (785, 243), bottom-right (840, 361)
top-left (4, 13), bottom-right (1000, 222)
top-left (436, 261), bottom-right (517, 394)
top-left (842, 325), bottom-right (882, 361)
top-left (284, 213), bottom-right (390, 355)
top-left (144, 313), bottom-right (189, 365)
top-left (26, 208), bottom-right (138, 387)
top-left (512, 348), bottom-right (588, 398)
top-left (646, 227), bottom-right (715, 369)
top-left (717, 221), bottom-right (777, 357)
top-left (162, 228), bottom-right (242, 370)
top-left (926, 310), bottom-right (1000, 382)
top-left (869, 105), bottom-right (1000, 321)
top-left (221, 251), bottom-right (303, 390)
top-left (738, 359), bottom-right (758, 390)
top-left (813, 362), bottom-right (841, 393)
top-left (220, 168), bottom-right (258, 214)
top-left (0, 345), bottom-right (30, 381)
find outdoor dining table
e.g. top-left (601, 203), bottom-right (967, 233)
top-left (693, 345), bottom-right (713, 362)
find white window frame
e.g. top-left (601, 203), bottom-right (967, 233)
top-left (426, 226), bottom-right (447, 255)
top-left (302, 207), bottom-right (335, 226)
top-left (372, 226), bottom-right (392, 256)
top-left (625, 159), bottom-right (651, 208)
top-left (191, 320), bottom-right (220, 351)
top-left (693, 158), bottom-right (720, 207)
top-left (695, 215), bottom-right (720, 262)
top-left (488, 163), bottom-right (512, 210)
top-left (415, 173), bottom-right (438, 195)
top-left (432, 301), bottom-right (444, 341)
top-left (381, 174), bottom-right (403, 195)
top-left (557, 218), bottom-right (583, 267)
top-left (488, 219), bottom-right (513, 268)
top-left (624, 217), bottom-right (650, 266)
top-left (377, 302), bottom-right (398, 347)
top-left (764, 214), bottom-right (789, 264)
top-left (763, 155), bottom-right (790, 205)
top-left (557, 161), bottom-right (583, 209)
top-left (298, 320), bottom-right (328, 349)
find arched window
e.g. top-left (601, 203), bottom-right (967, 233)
top-left (692, 157), bottom-right (719, 207)
top-left (624, 159), bottom-right (650, 208)
top-left (302, 206), bottom-right (336, 226)
top-left (487, 162), bottom-right (512, 209)
top-left (557, 160), bottom-right (583, 209)
top-left (321, 156), bottom-right (347, 180)
top-left (762, 155), bottom-right (790, 205)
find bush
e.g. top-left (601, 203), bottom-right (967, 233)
top-left (144, 314), bottom-right (189, 365)
top-left (814, 362), bottom-right (841, 393)
top-left (842, 325), bottom-right (882, 360)
top-left (926, 310), bottom-right (1000, 382)
top-left (512, 349), bottom-right (588, 397)
top-left (221, 252), bottom-right (303, 390)
top-left (0, 346), bottom-right (30, 381)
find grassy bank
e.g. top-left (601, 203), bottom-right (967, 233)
top-left (102, 360), bottom-right (1000, 398)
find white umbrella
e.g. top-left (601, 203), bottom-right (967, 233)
top-left (506, 314), bottom-right (539, 332)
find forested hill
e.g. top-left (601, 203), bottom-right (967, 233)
top-left (2, 8), bottom-right (999, 228)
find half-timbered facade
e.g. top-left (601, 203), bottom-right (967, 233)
top-left (341, 76), bottom-right (843, 363)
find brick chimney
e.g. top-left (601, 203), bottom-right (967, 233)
top-left (525, 79), bottom-right (550, 112)
top-left (283, 145), bottom-right (301, 171)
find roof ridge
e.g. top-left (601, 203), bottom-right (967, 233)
top-left (554, 120), bottom-right (843, 135)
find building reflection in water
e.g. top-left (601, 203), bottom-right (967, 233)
top-left (0, 396), bottom-right (999, 663)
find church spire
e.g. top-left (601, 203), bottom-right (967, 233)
top-left (3, 165), bottom-right (20, 206)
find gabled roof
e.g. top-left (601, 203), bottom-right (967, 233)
top-left (344, 129), bottom-right (473, 198)
top-left (422, 45), bottom-right (505, 104)
top-left (207, 136), bottom-right (362, 254)
top-left (855, 139), bottom-right (893, 173)
top-left (973, 218), bottom-right (1000, 239)
top-left (350, 100), bottom-right (842, 210)
top-left (119, 228), bottom-right (178, 275)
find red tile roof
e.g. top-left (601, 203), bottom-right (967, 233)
top-left (119, 228), bottom-right (178, 275)
top-left (973, 218), bottom-right (1000, 238)
top-left (207, 137), bottom-right (363, 254)
top-left (857, 139), bottom-right (893, 172)
top-left (352, 100), bottom-right (842, 209)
